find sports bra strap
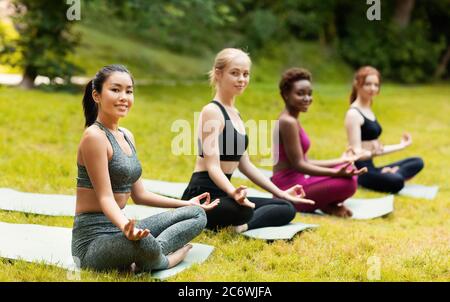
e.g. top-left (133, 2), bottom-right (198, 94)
top-left (350, 106), bottom-right (373, 120)
top-left (350, 106), bottom-right (364, 116)
top-left (211, 100), bottom-right (231, 121)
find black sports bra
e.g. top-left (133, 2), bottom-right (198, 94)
top-left (351, 107), bottom-right (382, 141)
top-left (198, 100), bottom-right (249, 162)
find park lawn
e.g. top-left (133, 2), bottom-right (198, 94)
top-left (0, 82), bottom-right (449, 281)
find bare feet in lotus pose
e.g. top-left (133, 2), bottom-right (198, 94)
top-left (322, 204), bottom-right (353, 218)
top-left (167, 244), bottom-right (193, 268)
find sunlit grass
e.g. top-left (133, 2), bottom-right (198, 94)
top-left (0, 82), bottom-right (449, 281)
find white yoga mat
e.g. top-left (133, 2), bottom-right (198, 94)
top-left (0, 188), bottom-right (169, 219)
top-left (0, 186), bottom-right (393, 220)
top-left (152, 244), bottom-right (214, 279)
top-left (398, 184), bottom-right (439, 200)
top-left (242, 222), bottom-right (319, 240)
top-left (0, 221), bottom-right (214, 280)
top-left (315, 195), bottom-right (394, 220)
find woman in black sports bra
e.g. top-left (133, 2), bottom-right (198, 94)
top-left (182, 48), bottom-right (315, 232)
top-left (344, 66), bottom-right (424, 193)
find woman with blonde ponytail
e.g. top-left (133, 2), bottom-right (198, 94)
top-left (181, 48), bottom-right (315, 233)
top-left (344, 66), bottom-right (424, 193)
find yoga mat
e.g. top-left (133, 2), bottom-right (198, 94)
top-left (0, 221), bottom-right (214, 280)
top-left (151, 244), bottom-right (214, 279)
top-left (242, 222), bottom-right (319, 240)
top-left (0, 188), bottom-right (169, 218)
top-left (398, 184), bottom-right (439, 200)
top-left (315, 195), bottom-right (394, 220)
top-left (0, 186), bottom-right (393, 219)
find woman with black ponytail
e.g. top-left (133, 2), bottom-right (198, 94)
top-left (72, 65), bottom-right (219, 273)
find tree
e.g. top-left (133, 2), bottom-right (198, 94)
top-left (4, 0), bottom-right (81, 88)
top-left (392, 0), bottom-right (415, 28)
top-left (335, 0), bottom-right (446, 83)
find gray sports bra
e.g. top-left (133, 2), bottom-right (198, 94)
top-left (77, 121), bottom-right (142, 193)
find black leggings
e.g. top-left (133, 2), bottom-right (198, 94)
top-left (181, 171), bottom-right (296, 230)
top-left (355, 157), bottom-right (424, 193)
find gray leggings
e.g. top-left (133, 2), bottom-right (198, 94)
top-left (71, 205), bottom-right (207, 272)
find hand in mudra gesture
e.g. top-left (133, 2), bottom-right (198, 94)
top-left (232, 185), bottom-right (255, 208)
top-left (123, 219), bottom-right (150, 241)
top-left (189, 192), bottom-right (220, 211)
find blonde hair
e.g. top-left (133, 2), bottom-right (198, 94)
top-left (208, 48), bottom-right (251, 88)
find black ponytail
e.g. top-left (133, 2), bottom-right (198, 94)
top-left (82, 64), bottom-right (134, 128)
top-left (82, 80), bottom-right (97, 127)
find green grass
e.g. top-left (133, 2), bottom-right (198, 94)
top-left (0, 81), bottom-right (449, 281)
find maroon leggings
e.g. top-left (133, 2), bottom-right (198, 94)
top-left (271, 166), bottom-right (357, 212)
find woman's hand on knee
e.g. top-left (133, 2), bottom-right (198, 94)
top-left (334, 162), bottom-right (367, 177)
top-left (238, 198), bottom-right (255, 208)
top-left (232, 186), bottom-right (255, 208)
top-left (381, 166), bottom-right (399, 174)
top-left (123, 219), bottom-right (150, 241)
top-left (281, 184), bottom-right (315, 205)
top-left (341, 146), bottom-right (364, 162)
top-left (189, 192), bottom-right (220, 211)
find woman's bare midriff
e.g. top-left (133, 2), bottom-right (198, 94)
top-left (361, 139), bottom-right (382, 155)
top-left (75, 187), bottom-right (130, 215)
top-left (194, 157), bottom-right (240, 175)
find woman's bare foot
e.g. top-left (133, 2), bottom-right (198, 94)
top-left (167, 244), bottom-right (193, 268)
top-left (322, 204), bottom-right (353, 218)
top-left (233, 224), bottom-right (248, 233)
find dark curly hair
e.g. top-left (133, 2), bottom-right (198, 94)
top-left (279, 68), bottom-right (312, 102)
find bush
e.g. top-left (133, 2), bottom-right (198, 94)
top-left (339, 20), bottom-right (445, 83)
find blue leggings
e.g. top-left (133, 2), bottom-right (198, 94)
top-left (72, 206), bottom-right (206, 272)
top-left (355, 157), bottom-right (424, 193)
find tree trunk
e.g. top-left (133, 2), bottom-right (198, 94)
top-left (19, 66), bottom-right (37, 89)
top-left (393, 0), bottom-right (415, 28)
top-left (434, 45), bottom-right (450, 79)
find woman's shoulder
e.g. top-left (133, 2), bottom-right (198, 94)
top-left (345, 107), bottom-right (365, 124)
top-left (80, 124), bottom-right (107, 146)
top-left (200, 102), bottom-right (224, 120)
top-left (278, 114), bottom-right (298, 127)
